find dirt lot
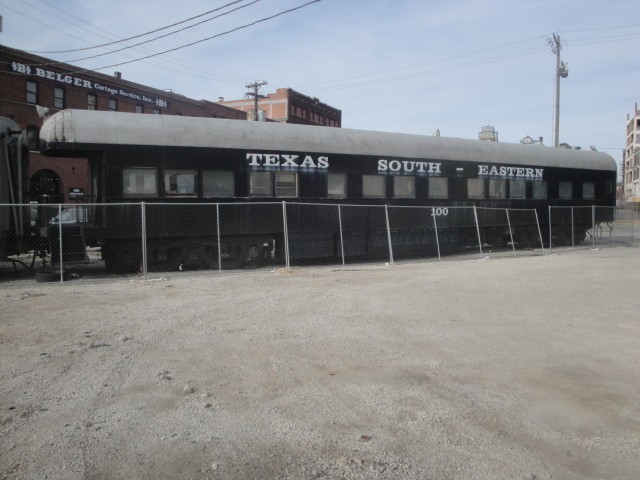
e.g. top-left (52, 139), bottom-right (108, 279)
top-left (1, 248), bottom-right (639, 479)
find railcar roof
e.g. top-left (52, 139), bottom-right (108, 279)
top-left (40, 110), bottom-right (616, 172)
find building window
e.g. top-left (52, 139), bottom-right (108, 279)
top-left (582, 182), bottom-right (595, 200)
top-left (26, 81), bottom-right (38, 104)
top-left (428, 177), bottom-right (448, 199)
top-left (488, 179), bottom-right (506, 199)
top-left (88, 94), bottom-right (97, 110)
top-left (327, 173), bottom-right (347, 198)
top-left (249, 171), bottom-right (272, 196)
top-left (164, 169), bottom-right (196, 195)
top-left (122, 168), bottom-right (157, 196)
top-left (362, 175), bottom-right (385, 198)
top-left (203, 170), bottom-right (234, 197)
top-left (108, 98), bottom-right (118, 111)
top-left (559, 181), bottom-right (572, 199)
top-left (510, 180), bottom-right (526, 199)
top-left (153, 108), bottom-right (161, 114)
top-left (467, 178), bottom-right (485, 199)
top-left (532, 181), bottom-right (547, 199)
top-left (275, 172), bottom-right (298, 197)
top-left (135, 104), bottom-right (144, 113)
top-left (393, 176), bottom-right (415, 198)
top-left (54, 87), bottom-right (65, 109)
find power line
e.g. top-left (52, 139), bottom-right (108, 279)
top-left (26, 0), bottom-right (253, 54)
top-left (63, 0), bottom-right (262, 64)
top-left (75, 0), bottom-right (322, 74)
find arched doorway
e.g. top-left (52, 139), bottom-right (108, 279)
top-left (30, 169), bottom-right (63, 203)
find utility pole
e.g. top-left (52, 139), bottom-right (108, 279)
top-left (245, 81), bottom-right (268, 121)
top-left (548, 33), bottom-right (568, 148)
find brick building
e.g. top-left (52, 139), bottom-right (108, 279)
top-left (0, 44), bottom-right (245, 203)
top-left (218, 87), bottom-right (341, 127)
top-left (623, 102), bottom-right (640, 205)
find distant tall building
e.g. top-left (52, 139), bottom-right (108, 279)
top-left (478, 125), bottom-right (498, 141)
top-left (218, 88), bottom-right (341, 127)
top-left (623, 102), bottom-right (640, 205)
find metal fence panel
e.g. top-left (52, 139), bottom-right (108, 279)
top-left (144, 203), bottom-right (219, 273)
top-left (386, 205), bottom-right (439, 261)
top-left (285, 203), bottom-right (342, 267)
top-left (611, 207), bottom-right (639, 246)
top-left (549, 205), bottom-right (619, 251)
top-left (217, 202), bottom-right (285, 270)
top-left (337, 204), bottom-right (390, 264)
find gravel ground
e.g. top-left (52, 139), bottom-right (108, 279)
top-left (1, 248), bottom-right (639, 480)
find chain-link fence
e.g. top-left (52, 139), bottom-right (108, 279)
top-left (548, 205), bottom-right (638, 251)
top-left (2, 202), bottom-right (638, 282)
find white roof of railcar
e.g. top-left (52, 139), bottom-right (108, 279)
top-left (40, 110), bottom-right (616, 172)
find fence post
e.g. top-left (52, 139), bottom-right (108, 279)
top-left (384, 204), bottom-right (394, 265)
top-left (282, 201), bottom-right (290, 269)
top-left (505, 209), bottom-right (515, 257)
top-left (548, 206), bottom-right (552, 252)
top-left (473, 206), bottom-right (483, 258)
top-left (533, 209), bottom-right (545, 254)
top-left (632, 208), bottom-right (635, 246)
top-left (216, 203), bottom-right (222, 272)
top-left (141, 202), bottom-right (147, 280)
top-left (432, 211), bottom-right (441, 260)
top-left (58, 203), bottom-right (63, 283)
top-left (592, 205), bottom-right (596, 249)
top-left (571, 206), bottom-right (575, 247)
top-left (337, 204), bottom-right (345, 266)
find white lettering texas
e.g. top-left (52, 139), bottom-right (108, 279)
top-left (478, 165), bottom-right (543, 178)
top-left (247, 153), bottom-right (329, 169)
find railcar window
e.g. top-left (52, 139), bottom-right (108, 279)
top-left (203, 170), bottom-right (234, 197)
top-left (582, 182), bottom-right (595, 200)
top-left (275, 172), bottom-right (298, 197)
top-left (510, 180), bottom-right (526, 199)
top-left (559, 181), bottom-right (572, 199)
top-left (428, 177), bottom-right (448, 199)
top-left (250, 171), bottom-right (272, 196)
top-left (489, 179), bottom-right (507, 199)
top-left (363, 175), bottom-right (386, 198)
top-left (532, 181), bottom-right (547, 199)
top-left (327, 173), bottom-right (347, 198)
top-left (467, 178), bottom-right (485, 199)
top-left (123, 168), bottom-right (158, 196)
top-left (164, 169), bottom-right (196, 195)
top-left (393, 176), bottom-right (416, 198)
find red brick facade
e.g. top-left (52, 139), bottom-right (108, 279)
top-left (1, 45), bottom-right (245, 202)
top-left (219, 87), bottom-right (341, 127)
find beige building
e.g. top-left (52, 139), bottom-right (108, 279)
top-left (623, 102), bottom-right (640, 205)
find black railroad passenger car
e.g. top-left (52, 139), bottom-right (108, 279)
top-left (39, 110), bottom-right (617, 272)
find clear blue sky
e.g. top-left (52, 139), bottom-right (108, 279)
top-left (2, 0), bottom-right (639, 163)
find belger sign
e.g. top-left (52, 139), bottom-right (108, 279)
top-left (11, 61), bottom-right (169, 108)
